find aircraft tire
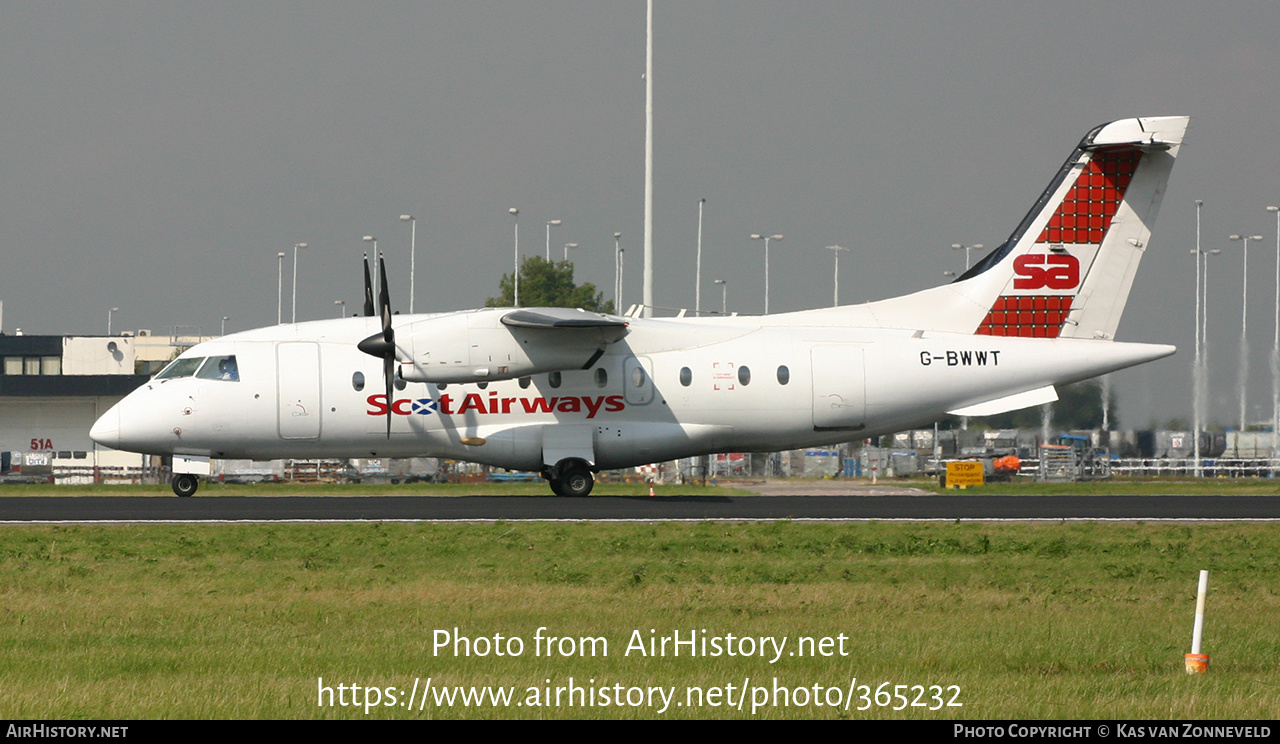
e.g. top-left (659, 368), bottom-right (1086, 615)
top-left (558, 465), bottom-right (594, 498)
top-left (172, 474), bottom-right (199, 498)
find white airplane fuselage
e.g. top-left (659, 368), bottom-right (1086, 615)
top-left (91, 309), bottom-right (1171, 470)
top-left (89, 115), bottom-right (1190, 495)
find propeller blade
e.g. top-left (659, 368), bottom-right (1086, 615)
top-left (359, 253), bottom-right (395, 439)
top-left (379, 254), bottom-right (392, 341)
top-left (384, 355), bottom-right (395, 438)
top-left (362, 254), bottom-right (375, 317)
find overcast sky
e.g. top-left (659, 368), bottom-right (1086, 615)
top-left (3, 1), bottom-right (1279, 427)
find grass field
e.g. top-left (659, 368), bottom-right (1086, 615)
top-left (1, 516), bottom-right (1277, 719)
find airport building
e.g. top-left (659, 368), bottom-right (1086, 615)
top-left (0, 333), bottom-right (154, 479)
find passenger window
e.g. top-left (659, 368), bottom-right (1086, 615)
top-left (518, 376), bottom-right (531, 389)
top-left (548, 371), bottom-right (562, 388)
top-left (352, 371), bottom-right (365, 391)
top-left (595, 368), bottom-right (608, 388)
top-left (777, 365), bottom-right (790, 385)
top-left (196, 355), bottom-right (239, 381)
top-left (680, 367), bottom-right (692, 386)
top-left (155, 357), bottom-right (205, 380)
top-left (738, 365), bottom-right (751, 386)
top-left (631, 366), bottom-right (647, 388)
top-left (477, 381), bottom-right (488, 390)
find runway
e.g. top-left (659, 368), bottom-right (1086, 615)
top-left (2, 493), bottom-right (1279, 522)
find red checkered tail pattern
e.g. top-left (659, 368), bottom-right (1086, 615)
top-left (957, 116), bottom-right (1188, 342)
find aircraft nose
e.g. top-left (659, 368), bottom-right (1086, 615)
top-left (89, 404), bottom-right (121, 449)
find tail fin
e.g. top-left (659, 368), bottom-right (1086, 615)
top-left (827, 116), bottom-right (1188, 339)
top-left (965, 116), bottom-right (1188, 340)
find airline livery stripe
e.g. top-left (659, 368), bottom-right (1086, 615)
top-left (1036, 147), bottom-right (1143, 245)
top-left (975, 295), bottom-right (1073, 337)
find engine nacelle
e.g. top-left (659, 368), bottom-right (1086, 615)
top-left (397, 308), bottom-right (627, 384)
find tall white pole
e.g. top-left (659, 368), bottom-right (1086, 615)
top-left (1190, 570), bottom-right (1209, 656)
top-left (1270, 206), bottom-right (1280, 467)
top-left (614, 232), bottom-right (623, 312)
top-left (1241, 233), bottom-right (1250, 434)
top-left (545, 220), bottom-right (561, 262)
top-left (827, 245), bottom-right (848, 306)
top-left (642, 0), bottom-right (654, 318)
top-left (751, 234), bottom-right (782, 314)
top-left (696, 198), bottom-right (705, 314)
top-left (276, 252), bottom-right (285, 325)
top-left (1230, 234), bottom-right (1263, 432)
top-left (292, 243), bottom-right (307, 323)
top-left (1193, 201), bottom-right (1203, 477)
top-left (952, 243), bottom-right (983, 271)
top-left (509, 209), bottom-right (520, 307)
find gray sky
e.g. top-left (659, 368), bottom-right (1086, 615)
top-left (3, 1), bottom-right (1279, 428)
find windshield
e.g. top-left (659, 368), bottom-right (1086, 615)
top-left (195, 355), bottom-right (239, 381)
top-left (155, 357), bottom-right (204, 380)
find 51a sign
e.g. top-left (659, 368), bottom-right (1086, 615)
top-left (30, 438), bottom-right (53, 450)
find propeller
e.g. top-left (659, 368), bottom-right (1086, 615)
top-left (357, 254), bottom-right (396, 438)
top-left (361, 253), bottom-right (376, 317)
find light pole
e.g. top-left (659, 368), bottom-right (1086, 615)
top-left (1192, 201), bottom-right (1204, 477)
top-left (1201, 245), bottom-right (1222, 460)
top-left (714, 278), bottom-right (728, 314)
top-left (826, 245), bottom-right (849, 306)
top-left (750, 234), bottom-right (783, 314)
top-left (951, 243), bottom-right (984, 271)
top-left (1230, 233), bottom-right (1264, 432)
top-left (563, 242), bottom-right (578, 262)
top-left (545, 219), bottom-right (562, 261)
top-left (335, 300), bottom-right (346, 318)
top-left (221, 316), bottom-right (228, 336)
top-left (696, 199), bottom-right (706, 314)
top-left (277, 252), bottom-right (286, 325)
top-left (291, 242), bottom-right (307, 323)
top-left (362, 236), bottom-right (377, 294)
top-left (509, 208), bottom-right (520, 307)
top-left (1269, 205), bottom-right (1280, 466)
top-left (107, 307), bottom-right (119, 335)
top-left (613, 232), bottom-right (623, 311)
top-left (400, 215), bottom-right (416, 313)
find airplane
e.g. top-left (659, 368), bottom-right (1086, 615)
top-left (90, 115), bottom-right (1188, 497)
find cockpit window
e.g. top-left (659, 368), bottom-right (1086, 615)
top-left (196, 355), bottom-right (239, 381)
top-left (155, 357), bottom-right (205, 380)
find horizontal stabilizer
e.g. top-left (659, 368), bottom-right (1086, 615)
top-left (947, 385), bottom-right (1058, 417)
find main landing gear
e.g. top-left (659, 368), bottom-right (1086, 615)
top-left (172, 473), bottom-right (199, 497)
top-left (543, 459), bottom-right (595, 497)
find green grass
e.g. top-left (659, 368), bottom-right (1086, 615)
top-left (1, 521), bottom-right (1277, 719)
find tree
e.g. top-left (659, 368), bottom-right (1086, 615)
top-left (486, 256), bottom-right (614, 313)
